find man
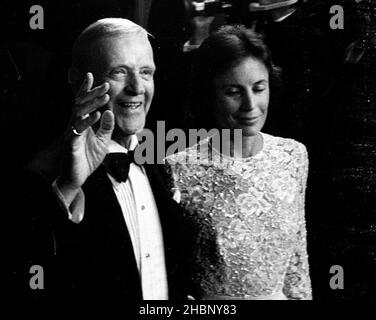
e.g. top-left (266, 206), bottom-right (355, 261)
top-left (8, 18), bottom-right (193, 303)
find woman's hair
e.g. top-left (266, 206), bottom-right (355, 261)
top-left (186, 24), bottom-right (281, 130)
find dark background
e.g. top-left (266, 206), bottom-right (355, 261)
top-left (1, 0), bottom-right (375, 300)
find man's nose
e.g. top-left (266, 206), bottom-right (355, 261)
top-left (124, 73), bottom-right (145, 95)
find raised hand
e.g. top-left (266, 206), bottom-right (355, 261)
top-left (57, 72), bottom-right (115, 205)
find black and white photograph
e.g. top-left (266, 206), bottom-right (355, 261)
top-left (1, 0), bottom-right (375, 311)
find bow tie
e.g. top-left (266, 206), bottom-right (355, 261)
top-left (103, 151), bottom-right (138, 183)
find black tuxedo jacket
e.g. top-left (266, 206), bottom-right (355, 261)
top-left (6, 163), bottom-right (194, 304)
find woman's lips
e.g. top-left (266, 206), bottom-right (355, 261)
top-left (236, 116), bottom-right (261, 124)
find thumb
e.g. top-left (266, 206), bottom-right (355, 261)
top-left (96, 110), bottom-right (114, 141)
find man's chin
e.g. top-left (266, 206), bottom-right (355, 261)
top-left (113, 121), bottom-right (145, 138)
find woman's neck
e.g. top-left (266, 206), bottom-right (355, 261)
top-left (230, 133), bottom-right (263, 159)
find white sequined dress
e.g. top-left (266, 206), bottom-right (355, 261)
top-left (166, 133), bottom-right (312, 300)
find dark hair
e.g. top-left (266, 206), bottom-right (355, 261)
top-left (186, 25), bottom-right (282, 130)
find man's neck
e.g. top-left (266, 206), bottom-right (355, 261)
top-left (112, 134), bottom-right (134, 151)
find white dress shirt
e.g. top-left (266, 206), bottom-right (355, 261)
top-left (53, 135), bottom-right (168, 300)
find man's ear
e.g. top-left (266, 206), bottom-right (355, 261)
top-left (68, 67), bottom-right (84, 95)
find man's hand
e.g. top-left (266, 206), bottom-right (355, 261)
top-left (57, 72), bottom-right (114, 205)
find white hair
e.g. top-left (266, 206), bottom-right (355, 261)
top-left (72, 18), bottom-right (151, 70)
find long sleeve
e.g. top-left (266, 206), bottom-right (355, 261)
top-left (5, 168), bottom-right (72, 302)
top-left (283, 145), bottom-right (312, 300)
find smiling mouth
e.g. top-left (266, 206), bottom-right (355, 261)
top-left (118, 102), bottom-right (143, 110)
top-left (237, 116), bottom-right (260, 122)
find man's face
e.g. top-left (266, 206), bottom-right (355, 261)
top-left (91, 33), bottom-right (155, 138)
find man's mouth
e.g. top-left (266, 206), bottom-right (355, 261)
top-left (118, 102), bottom-right (142, 110)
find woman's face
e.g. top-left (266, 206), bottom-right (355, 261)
top-left (212, 56), bottom-right (270, 136)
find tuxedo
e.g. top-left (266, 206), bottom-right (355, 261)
top-left (6, 163), bottom-right (194, 304)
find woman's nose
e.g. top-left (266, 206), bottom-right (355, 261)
top-left (240, 90), bottom-right (255, 111)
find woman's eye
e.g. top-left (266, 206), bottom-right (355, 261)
top-left (254, 85), bottom-right (266, 93)
top-left (225, 88), bottom-right (241, 96)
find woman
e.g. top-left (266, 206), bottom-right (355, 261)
top-left (166, 25), bottom-right (312, 300)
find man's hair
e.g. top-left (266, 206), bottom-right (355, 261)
top-left (71, 18), bottom-right (150, 71)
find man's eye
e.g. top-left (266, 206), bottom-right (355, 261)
top-left (140, 68), bottom-right (154, 78)
top-left (109, 69), bottom-right (127, 78)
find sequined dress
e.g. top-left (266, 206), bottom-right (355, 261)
top-left (166, 133), bottom-right (312, 300)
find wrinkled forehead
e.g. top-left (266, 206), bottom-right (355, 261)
top-left (86, 32), bottom-right (154, 71)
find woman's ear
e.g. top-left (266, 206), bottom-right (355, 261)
top-left (67, 67), bottom-right (84, 94)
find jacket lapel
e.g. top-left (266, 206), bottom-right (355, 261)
top-left (82, 165), bottom-right (142, 298)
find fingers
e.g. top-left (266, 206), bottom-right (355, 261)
top-left (96, 110), bottom-right (115, 142)
top-left (77, 72), bottom-right (94, 96)
top-left (74, 111), bottom-right (101, 134)
top-left (75, 81), bottom-right (110, 117)
top-left (71, 72), bottom-right (111, 133)
top-left (75, 81), bottom-right (110, 105)
top-left (75, 72), bottom-right (110, 113)
top-left (76, 93), bottom-right (110, 118)
top-left (69, 110), bottom-right (113, 144)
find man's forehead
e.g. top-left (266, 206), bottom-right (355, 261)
top-left (90, 33), bottom-right (154, 68)
top-left (101, 34), bottom-right (152, 55)
top-left (98, 33), bottom-right (151, 50)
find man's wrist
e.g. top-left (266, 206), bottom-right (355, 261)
top-left (55, 177), bottom-right (81, 207)
top-left (52, 179), bottom-right (85, 223)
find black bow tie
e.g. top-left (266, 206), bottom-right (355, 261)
top-left (103, 151), bottom-right (138, 183)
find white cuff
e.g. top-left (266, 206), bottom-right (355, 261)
top-left (183, 40), bottom-right (200, 52)
top-left (52, 180), bottom-right (85, 223)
